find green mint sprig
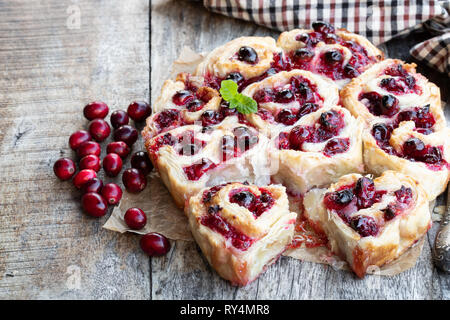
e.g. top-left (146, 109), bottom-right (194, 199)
top-left (219, 80), bottom-right (257, 115)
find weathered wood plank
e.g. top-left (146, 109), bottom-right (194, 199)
top-left (0, 0), bottom-right (150, 299)
top-left (150, 0), bottom-right (448, 300)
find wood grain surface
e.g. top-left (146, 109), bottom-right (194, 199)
top-left (0, 0), bottom-right (448, 299)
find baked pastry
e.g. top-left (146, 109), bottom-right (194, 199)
top-left (303, 171), bottom-right (431, 277)
top-left (271, 106), bottom-right (364, 194)
top-left (241, 69), bottom-right (339, 135)
top-left (340, 59), bottom-right (445, 132)
top-left (144, 117), bottom-right (272, 208)
top-left (195, 36), bottom-right (288, 91)
top-left (363, 120), bottom-right (450, 201)
top-left (186, 182), bottom-right (296, 285)
top-left (277, 22), bottom-right (383, 88)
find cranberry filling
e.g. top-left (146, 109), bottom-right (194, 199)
top-left (402, 138), bottom-right (447, 169)
top-left (229, 188), bottom-right (275, 218)
top-left (323, 138), bottom-right (350, 157)
top-left (183, 158), bottom-right (217, 181)
top-left (201, 183), bottom-right (230, 203)
top-left (154, 109), bottom-right (184, 133)
top-left (382, 64), bottom-right (421, 94)
top-left (358, 92), bottom-right (400, 117)
top-left (383, 186), bottom-right (414, 220)
top-left (349, 215), bottom-right (379, 237)
top-left (201, 208), bottom-right (254, 251)
top-left (396, 105), bottom-right (436, 133)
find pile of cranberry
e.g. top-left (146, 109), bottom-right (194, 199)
top-left (53, 101), bottom-right (170, 257)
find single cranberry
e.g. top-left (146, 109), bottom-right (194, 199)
top-left (53, 158), bottom-right (76, 180)
top-left (355, 177), bottom-right (375, 208)
top-left (276, 109), bottom-right (297, 125)
top-left (140, 232), bottom-right (171, 256)
top-left (230, 190), bottom-right (255, 208)
top-left (405, 75), bottom-right (416, 89)
top-left (312, 21), bottom-right (335, 33)
top-left (275, 89), bottom-right (295, 103)
top-left (380, 95), bottom-right (399, 116)
top-left (106, 141), bottom-right (131, 158)
top-left (344, 65), bottom-right (360, 78)
top-left (127, 101), bottom-right (151, 122)
top-left (114, 125), bottom-right (138, 146)
top-left (289, 126), bottom-right (312, 149)
top-left (185, 99), bottom-right (204, 112)
top-left (76, 141), bottom-right (101, 158)
top-left (329, 189), bottom-right (354, 206)
top-left (124, 208), bottom-right (147, 230)
top-left (81, 177), bottom-right (103, 194)
top-left (69, 130), bottom-right (92, 150)
top-left (293, 48), bottom-right (314, 61)
top-left (323, 138), bottom-right (350, 156)
top-left (395, 185), bottom-right (413, 204)
top-left (130, 151), bottom-right (153, 175)
top-left (83, 101), bottom-right (109, 120)
top-left (383, 205), bottom-right (397, 221)
top-left (253, 89), bottom-right (274, 103)
top-left (324, 50), bottom-right (343, 65)
top-left (298, 103), bottom-right (319, 118)
top-left (349, 215), bottom-right (379, 237)
top-left (237, 46), bottom-right (258, 64)
top-left (122, 168), bottom-right (147, 193)
top-left (81, 192), bottom-right (108, 217)
top-left (72, 169), bottom-right (97, 189)
top-left (172, 90), bottom-right (194, 106)
top-left (101, 183), bottom-right (123, 205)
top-left (319, 110), bottom-right (343, 131)
top-left (226, 72), bottom-right (244, 84)
top-left (403, 138), bottom-right (426, 159)
top-left (372, 123), bottom-right (391, 142)
top-left (423, 146), bottom-right (443, 164)
top-left (88, 119), bottom-right (111, 142)
top-left (110, 110), bottom-right (129, 129)
top-left (201, 110), bottom-right (223, 127)
top-left (79, 154), bottom-right (101, 172)
top-left (102, 153), bottom-right (123, 177)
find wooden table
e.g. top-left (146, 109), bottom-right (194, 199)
top-left (0, 0), bottom-right (448, 299)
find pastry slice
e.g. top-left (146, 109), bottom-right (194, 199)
top-left (277, 22), bottom-right (383, 88)
top-left (364, 120), bottom-right (450, 200)
top-left (144, 117), bottom-right (272, 208)
top-left (186, 182), bottom-right (296, 285)
top-left (271, 105), bottom-right (364, 195)
top-left (303, 171), bottom-right (431, 277)
top-left (241, 69), bottom-right (339, 136)
top-left (341, 59), bottom-right (444, 133)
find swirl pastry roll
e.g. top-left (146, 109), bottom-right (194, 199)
top-left (303, 171), bottom-right (431, 278)
top-left (145, 118), bottom-right (272, 208)
top-left (364, 120), bottom-right (450, 200)
top-left (341, 59), bottom-right (444, 133)
top-left (241, 70), bottom-right (339, 135)
top-left (277, 22), bottom-right (383, 88)
top-left (186, 182), bottom-right (296, 286)
top-left (271, 106), bottom-right (364, 194)
top-left (195, 36), bottom-right (288, 91)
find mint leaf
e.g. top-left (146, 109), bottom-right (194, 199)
top-left (219, 80), bottom-right (238, 101)
top-left (230, 94), bottom-right (257, 114)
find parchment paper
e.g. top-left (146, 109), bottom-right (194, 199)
top-left (103, 46), bottom-right (441, 276)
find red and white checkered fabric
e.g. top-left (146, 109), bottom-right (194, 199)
top-left (203, 0), bottom-right (450, 75)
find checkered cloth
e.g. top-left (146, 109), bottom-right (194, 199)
top-left (202, 0), bottom-right (450, 76)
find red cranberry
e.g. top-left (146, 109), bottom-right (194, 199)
top-left (122, 168), bottom-right (147, 193)
top-left (155, 109), bottom-right (181, 129)
top-left (312, 21), bottom-right (335, 33)
top-left (423, 146), bottom-right (443, 164)
top-left (298, 103), bottom-right (319, 118)
top-left (140, 233), bottom-right (171, 256)
top-left (114, 125), bottom-right (138, 146)
top-left (101, 183), bottom-right (122, 205)
top-left (77, 141), bottom-right (101, 158)
top-left (102, 153), bottom-right (123, 177)
top-left (201, 110), bottom-right (223, 127)
top-left (83, 101), bottom-right (109, 120)
top-left (253, 89), bottom-right (274, 103)
top-left (73, 169), bottom-right (97, 189)
top-left (395, 185), bottom-right (413, 204)
top-left (355, 177), bottom-right (375, 208)
top-left (383, 205), bottom-right (397, 221)
top-left (344, 65), bottom-right (360, 78)
top-left (183, 158), bottom-right (216, 181)
top-left (53, 158), bottom-right (76, 180)
top-left (403, 138), bottom-right (426, 159)
top-left (124, 208), bottom-right (147, 230)
top-left (110, 110), bottom-right (129, 129)
top-left (172, 90), bottom-right (194, 106)
top-left (323, 138), bottom-right (350, 156)
top-left (185, 99), bottom-right (204, 112)
top-left (230, 190), bottom-right (255, 208)
top-left (349, 215), bottom-right (379, 237)
top-left (324, 50), bottom-right (343, 65)
top-left (294, 48), bottom-right (314, 62)
top-left (276, 109), bottom-right (297, 125)
top-left (372, 123), bottom-right (391, 142)
top-left (380, 95), bottom-right (399, 116)
top-left (237, 46), bottom-right (257, 64)
top-left (79, 154), bottom-right (101, 172)
top-left (275, 89), bottom-right (295, 103)
top-left (127, 101), bottom-right (151, 122)
top-left (81, 177), bottom-right (103, 194)
top-left (289, 126), bottom-right (312, 149)
top-left (69, 130), bottom-right (91, 150)
top-left (88, 119), bottom-right (111, 142)
top-left (319, 110), bottom-right (343, 132)
top-left (106, 141), bottom-right (131, 158)
top-left (81, 192), bottom-right (108, 217)
top-left (130, 151), bottom-right (153, 175)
